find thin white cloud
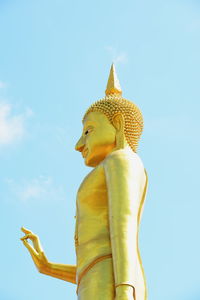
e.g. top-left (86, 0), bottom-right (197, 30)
top-left (105, 46), bottom-right (128, 64)
top-left (6, 176), bottom-right (65, 203)
top-left (114, 53), bottom-right (128, 64)
top-left (0, 81), bottom-right (7, 89)
top-left (0, 101), bottom-right (33, 146)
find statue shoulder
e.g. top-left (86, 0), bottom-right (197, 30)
top-left (103, 148), bottom-right (145, 172)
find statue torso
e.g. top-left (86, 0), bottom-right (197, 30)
top-left (75, 163), bottom-right (112, 277)
top-left (75, 149), bottom-right (147, 299)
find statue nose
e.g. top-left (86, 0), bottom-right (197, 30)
top-left (75, 137), bottom-right (85, 152)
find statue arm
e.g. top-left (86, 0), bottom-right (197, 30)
top-left (20, 227), bottom-right (77, 284)
top-left (104, 150), bottom-right (146, 297)
top-left (40, 262), bottom-right (77, 284)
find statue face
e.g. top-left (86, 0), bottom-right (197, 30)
top-left (75, 111), bottom-right (116, 167)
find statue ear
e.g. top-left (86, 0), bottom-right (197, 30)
top-left (112, 113), bottom-right (124, 132)
top-left (112, 113), bottom-right (125, 149)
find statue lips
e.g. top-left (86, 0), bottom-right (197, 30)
top-left (82, 148), bottom-right (88, 158)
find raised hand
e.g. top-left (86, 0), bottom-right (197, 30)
top-left (20, 227), bottom-right (49, 273)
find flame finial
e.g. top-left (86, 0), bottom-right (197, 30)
top-left (105, 63), bottom-right (122, 97)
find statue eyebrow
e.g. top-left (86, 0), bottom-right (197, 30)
top-left (83, 121), bottom-right (95, 129)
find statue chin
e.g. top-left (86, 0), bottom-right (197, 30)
top-left (84, 156), bottom-right (99, 168)
top-left (84, 151), bottom-right (111, 167)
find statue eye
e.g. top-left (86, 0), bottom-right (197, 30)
top-left (84, 126), bottom-right (93, 136)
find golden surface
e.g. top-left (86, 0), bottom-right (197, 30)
top-left (83, 95), bottom-right (143, 152)
top-left (21, 65), bottom-right (148, 300)
top-left (105, 63), bottom-right (122, 96)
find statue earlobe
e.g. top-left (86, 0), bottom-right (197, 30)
top-left (112, 113), bottom-right (126, 149)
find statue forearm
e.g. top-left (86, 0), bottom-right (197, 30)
top-left (40, 262), bottom-right (77, 284)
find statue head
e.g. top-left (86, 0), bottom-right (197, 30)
top-left (75, 64), bottom-right (144, 167)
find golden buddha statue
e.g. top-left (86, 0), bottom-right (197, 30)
top-left (21, 64), bottom-right (148, 300)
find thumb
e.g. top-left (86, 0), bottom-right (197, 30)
top-left (21, 239), bottom-right (39, 257)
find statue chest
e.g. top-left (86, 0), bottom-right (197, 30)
top-left (76, 164), bottom-right (108, 215)
top-left (75, 164), bottom-right (110, 248)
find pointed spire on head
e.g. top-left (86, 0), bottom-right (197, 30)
top-left (105, 63), bottom-right (122, 97)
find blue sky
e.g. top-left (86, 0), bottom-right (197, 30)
top-left (0, 0), bottom-right (200, 299)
